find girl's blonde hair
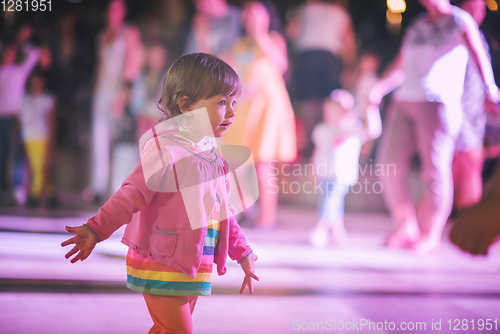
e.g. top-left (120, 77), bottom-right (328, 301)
top-left (158, 53), bottom-right (241, 122)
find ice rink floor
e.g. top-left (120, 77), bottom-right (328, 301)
top-left (1, 205), bottom-right (500, 333)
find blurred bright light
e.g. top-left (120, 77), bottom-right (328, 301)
top-left (386, 10), bottom-right (403, 24)
top-left (386, 9), bottom-right (402, 36)
top-left (486, 0), bottom-right (498, 11)
top-left (387, 0), bottom-right (406, 13)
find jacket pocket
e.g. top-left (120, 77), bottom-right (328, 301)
top-left (151, 227), bottom-right (178, 258)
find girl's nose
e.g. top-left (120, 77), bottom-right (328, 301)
top-left (226, 105), bottom-right (236, 118)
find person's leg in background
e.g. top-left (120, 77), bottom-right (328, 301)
top-left (24, 139), bottom-right (48, 208)
top-left (452, 95), bottom-right (486, 213)
top-left (143, 293), bottom-right (198, 334)
top-left (89, 97), bottom-right (111, 204)
top-left (0, 117), bottom-right (20, 205)
top-left (453, 148), bottom-right (483, 210)
top-left (310, 180), bottom-right (348, 247)
top-left (13, 129), bottom-right (28, 205)
top-left (0, 118), bottom-right (15, 198)
top-left (294, 99), bottom-right (323, 160)
top-left (412, 101), bottom-right (462, 253)
top-left (376, 101), bottom-right (420, 248)
top-left (255, 161), bottom-right (279, 228)
top-left (329, 184), bottom-right (349, 244)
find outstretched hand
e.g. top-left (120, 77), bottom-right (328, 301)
top-left (61, 226), bottom-right (98, 263)
top-left (239, 253), bottom-right (259, 294)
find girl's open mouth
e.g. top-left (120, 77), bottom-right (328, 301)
top-left (220, 123), bottom-right (232, 129)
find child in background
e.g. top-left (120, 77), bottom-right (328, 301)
top-left (20, 70), bottom-right (56, 208)
top-left (61, 53), bottom-right (258, 334)
top-left (310, 89), bottom-right (381, 247)
top-left (0, 36), bottom-right (41, 206)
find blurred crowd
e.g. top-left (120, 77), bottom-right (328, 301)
top-left (0, 0), bottom-right (367, 209)
top-left (1, 0), bottom-right (500, 254)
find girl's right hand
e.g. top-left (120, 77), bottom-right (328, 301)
top-left (61, 226), bottom-right (98, 263)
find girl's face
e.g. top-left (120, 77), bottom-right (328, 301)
top-left (188, 94), bottom-right (237, 138)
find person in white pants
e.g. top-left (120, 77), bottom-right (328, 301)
top-left (369, 0), bottom-right (499, 254)
top-left (89, 0), bottom-right (143, 202)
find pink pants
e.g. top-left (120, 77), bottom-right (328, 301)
top-left (376, 100), bottom-right (462, 236)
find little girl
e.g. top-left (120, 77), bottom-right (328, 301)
top-left (310, 89), bottom-right (381, 247)
top-left (20, 70), bottom-right (56, 208)
top-left (62, 53), bottom-right (258, 334)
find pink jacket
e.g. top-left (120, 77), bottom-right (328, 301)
top-left (86, 134), bottom-right (252, 278)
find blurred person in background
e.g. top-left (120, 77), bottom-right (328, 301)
top-left (88, 0), bottom-right (143, 203)
top-left (351, 50), bottom-right (381, 163)
top-left (48, 10), bottom-right (95, 149)
top-left (222, 1), bottom-right (296, 229)
top-left (0, 24), bottom-right (42, 206)
top-left (309, 89), bottom-right (381, 247)
top-left (130, 44), bottom-right (168, 142)
top-left (286, 0), bottom-right (357, 160)
top-left (185, 0), bottom-right (243, 56)
top-left (155, 0), bottom-right (189, 59)
top-left (20, 70), bottom-right (56, 209)
top-left (369, 0), bottom-right (499, 254)
top-left (44, 10), bottom-right (96, 199)
top-left (451, 0), bottom-right (498, 213)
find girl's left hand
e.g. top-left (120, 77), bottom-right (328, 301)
top-left (239, 253), bottom-right (259, 294)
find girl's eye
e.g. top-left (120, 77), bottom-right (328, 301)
top-left (218, 100), bottom-right (226, 106)
top-left (231, 100), bottom-right (237, 107)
